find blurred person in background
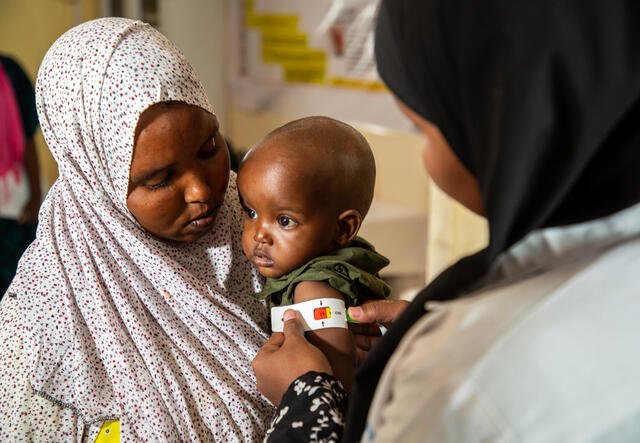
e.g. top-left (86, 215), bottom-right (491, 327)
top-left (0, 54), bottom-right (41, 297)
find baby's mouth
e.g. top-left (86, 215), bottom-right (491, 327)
top-left (252, 250), bottom-right (274, 267)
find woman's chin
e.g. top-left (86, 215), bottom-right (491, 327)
top-left (153, 224), bottom-right (215, 243)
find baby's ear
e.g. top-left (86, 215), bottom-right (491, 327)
top-left (335, 209), bottom-right (362, 246)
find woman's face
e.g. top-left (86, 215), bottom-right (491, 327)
top-left (396, 100), bottom-right (485, 216)
top-left (127, 103), bottom-right (230, 242)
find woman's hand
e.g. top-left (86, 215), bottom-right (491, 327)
top-left (253, 310), bottom-right (333, 406)
top-left (348, 299), bottom-right (409, 364)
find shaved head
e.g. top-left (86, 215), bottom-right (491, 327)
top-left (241, 116), bottom-right (376, 218)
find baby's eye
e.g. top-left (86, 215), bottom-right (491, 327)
top-left (277, 215), bottom-right (298, 228)
top-left (245, 207), bottom-right (257, 219)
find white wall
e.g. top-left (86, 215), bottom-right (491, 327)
top-left (157, 0), bottom-right (228, 129)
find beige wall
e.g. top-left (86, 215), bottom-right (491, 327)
top-left (0, 0), bottom-right (98, 187)
top-left (157, 0), bottom-right (228, 129)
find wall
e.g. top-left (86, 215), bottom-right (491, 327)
top-left (156, 0), bottom-right (228, 129)
top-left (0, 0), bottom-right (99, 187)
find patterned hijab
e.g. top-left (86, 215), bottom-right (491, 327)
top-left (345, 0), bottom-right (640, 439)
top-left (8, 18), bottom-right (272, 441)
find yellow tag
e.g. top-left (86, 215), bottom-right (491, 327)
top-left (94, 420), bottom-right (120, 443)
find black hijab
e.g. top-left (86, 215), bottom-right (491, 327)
top-left (345, 0), bottom-right (640, 440)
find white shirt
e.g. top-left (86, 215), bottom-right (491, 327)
top-left (365, 202), bottom-right (640, 442)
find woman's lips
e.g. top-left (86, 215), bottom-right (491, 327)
top-left (252, 251), bottom-right (274, 267)
top-left (187, 207), bottom-right (217, 229)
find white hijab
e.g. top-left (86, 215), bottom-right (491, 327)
top-left (8, 18), bottom-right (272, 441)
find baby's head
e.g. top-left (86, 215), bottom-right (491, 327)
top-left (237, 116), bottom-right (376, 278)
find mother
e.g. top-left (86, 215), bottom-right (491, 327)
top-left (254, 0), bottom-right (640, 441)
top-left (0, 18), bottom-right (272, 441)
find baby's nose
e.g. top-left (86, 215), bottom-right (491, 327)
top-left (254, 225), bottom-right (272, 244)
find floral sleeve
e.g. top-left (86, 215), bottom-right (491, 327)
top-left (264, 371), bottom-right (348, 443)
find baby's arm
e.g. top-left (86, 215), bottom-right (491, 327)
top-left (293, 280), bottom-right (357, 392)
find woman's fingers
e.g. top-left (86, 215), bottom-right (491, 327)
top-left (349, 300), bottom-right (409, 364)
top-left (349, 321), bottom-right (382, 337)
top-left (350, 312), bottom-right (383, 366)
top-left (352, 329), bottom-right (379, 352)
top-left (355, 347), bottom-right (368, 365)
top-left (353, 332), bottom-right (380, 365)
top-left (260, 331), bottom-right (285, 352)
top-left (348, 299), bottom-right (409, 327)
top-left (255, 310), bottom-right (300, 358)
top-left (282, 309), bottom-right (306, 337)
top-left (252, 310), bottom-right (332, 406)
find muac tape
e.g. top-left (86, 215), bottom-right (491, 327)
top-left (271, 298), bottom-right (348, 332)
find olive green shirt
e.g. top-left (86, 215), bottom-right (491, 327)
top-left (253, 237), bottom-right (391, 309)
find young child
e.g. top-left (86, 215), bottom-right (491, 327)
top-left (237, 116), bottom-right (391, 391)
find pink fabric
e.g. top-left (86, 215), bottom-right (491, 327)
top-left (0, 62), bottom-right (25, 203)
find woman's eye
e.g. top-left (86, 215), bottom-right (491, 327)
top-left (245, 208), bottom-right (257, 219)
top-left (145, 173), bottom-right (172, 190)
top-left (146, 180), bottom-right (168, 190)
top-left (199, 137), bottom-right (218, 159)
top-left (277, 215), bottom-right (298, 228)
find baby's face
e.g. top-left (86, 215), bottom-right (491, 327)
top-left (237, 156), bottom-right (338, 278)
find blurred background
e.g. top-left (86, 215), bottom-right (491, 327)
top-left (0, 0), bottom-right (487, 299)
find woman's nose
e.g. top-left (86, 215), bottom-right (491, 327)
top-left (184, 169), bottom-right (212, 203)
